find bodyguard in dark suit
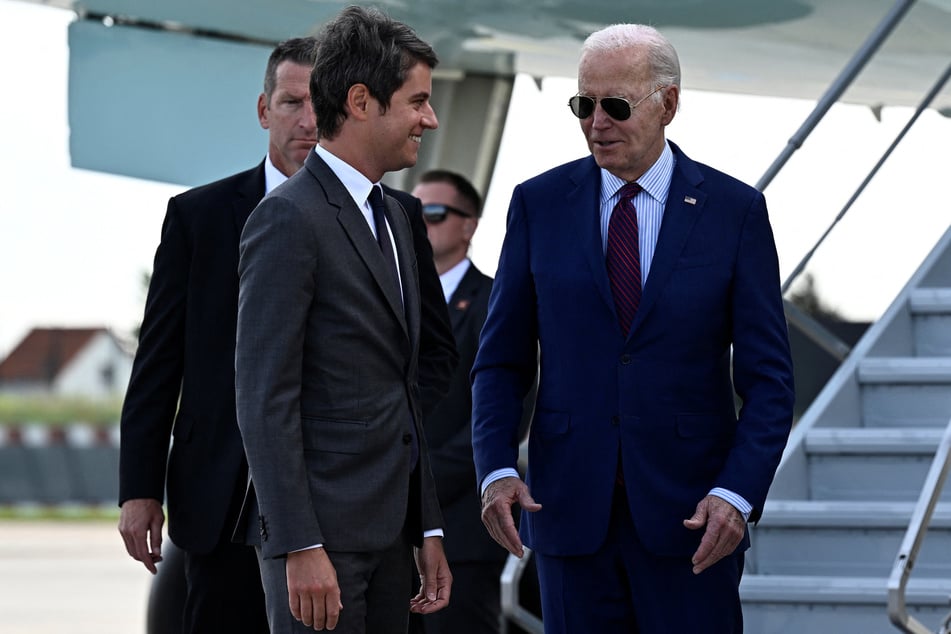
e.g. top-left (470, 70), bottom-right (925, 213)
top-left (408, 170), bottom-right (529, 634)
top-left (473, 24), bottom-right (794, 633)
top-left (235, 8), bottom-right (454, 633)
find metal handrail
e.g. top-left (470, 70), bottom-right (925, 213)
top-left (755, 0), bottom-right (917, 193)
top-left (781, 60), bottom-right (951, 296)
top-left (500, 548), bottom-right (543, 633)
top-left (887, 416), bottom-right (951, 633)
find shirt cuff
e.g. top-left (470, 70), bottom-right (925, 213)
top-left (290, 544), bottom-right (323, 552)
top-left (480, 467), bottom-right (521, 496)
top-left (709, 487), bottom-right (752, 522)
top-left (293, 530), bottom-right (444, 551)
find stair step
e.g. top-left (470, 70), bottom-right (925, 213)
top-left (857, 359), bottom-right (951, 427)
top-left (805, 428), bottom-right (944, 454)
top-left (859, 358), bottom-right (951, 384)
top-left (911, 289), bottom-right (951, 357)
top-left (910, 288), bottom-right (951, 314)
top-left (741, 574), bottom-right (951, 604)
top-left (742, 575), bottom-right (951, 634)
top-left (760, 500), bottom-right (951, 526)
top-left (752, 501), bottom-right (951, 577)
top-left (802, 429), bottom-right (948, 502)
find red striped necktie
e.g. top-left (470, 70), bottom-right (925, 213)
top-left (606, 182), bottom-right (643, 336)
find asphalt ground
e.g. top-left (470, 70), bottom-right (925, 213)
top-left (0, 520), bottom-right (151, 634)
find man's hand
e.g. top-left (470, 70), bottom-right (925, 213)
top-left (118, 498), bottom-right (165, 574)
top-left (286, 548), bottom-right (342, 630)
top-left (683, 495), bottom-right (746, 574)
top-left (410, 536), bottom-right (452, 614)
top-left (480, 477), bottom-right (541, 557)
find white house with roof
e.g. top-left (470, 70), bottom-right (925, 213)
top-left (0, 327), bottom-right (132, 399)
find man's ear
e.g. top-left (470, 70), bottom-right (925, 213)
top-left (661, 85), bottom-right (679, 125)
top-left (463, 218), bottom-right (479, 241)
top-left (257, 93), bottom-right (270, 130)
top-left (347, 83), bottom-right (372, 121)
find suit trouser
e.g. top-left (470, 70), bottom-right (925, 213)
top-left (183, 539), bottom-right (269, 634)
top-left (533, 485), bottom-right (744, 634)
top-left (257, 528), bottom-right (414, 634)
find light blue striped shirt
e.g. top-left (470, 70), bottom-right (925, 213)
top-left (482, 141), bottom-right (751, 522)
top-left (598, 141), bottom-right (673, 279)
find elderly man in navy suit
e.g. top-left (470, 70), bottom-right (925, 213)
top-left (472, 23), bottom-right (794, 633)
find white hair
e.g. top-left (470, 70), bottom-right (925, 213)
top-left (581, 24), bottom-right (681, 96)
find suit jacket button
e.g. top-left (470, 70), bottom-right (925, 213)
top-left (402, 433), bottom-right (413, 444)
top-left (620, 354), bottom-right (631, 365)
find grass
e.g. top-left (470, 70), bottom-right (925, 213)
top-left (0, 395), bottom-right (121, 426)
top-left (0, 504), bottom-right (121, 521)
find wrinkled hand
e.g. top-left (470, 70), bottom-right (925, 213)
top-left (410, 536), bottom-right (452, 614)
top-left (480, 477), bottom-right (542, 557)
top-left (286, 548), bottom-right (342, 630)
top-left (118, 498), bottom-right (165, 574)
top-left (683, 495), bottom-right (746, 574)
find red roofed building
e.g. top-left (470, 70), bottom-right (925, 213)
top-left (0, 327), bottom-right (132, 398)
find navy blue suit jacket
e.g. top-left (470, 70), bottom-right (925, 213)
top-left (472, 142), bottom-right (794, 558)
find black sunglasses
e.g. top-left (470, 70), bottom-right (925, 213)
top-left (422, 203), bottom-right (473, 223)
top-left (568, 86), bottom-right (665, 121)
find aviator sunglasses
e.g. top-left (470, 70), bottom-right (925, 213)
top-left (568, 85), bottom-right (666, 121)
top-left (422, 203), bottom-right (474, 224)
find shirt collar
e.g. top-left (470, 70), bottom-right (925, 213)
top-left (263, 153), bottom-right (290, 195)
top-left (599, 140), bottom-right (674, 206)
top-left (439, 258), bottom-right (471, 303)
top-left (315, 144), bottom-right (377, 209)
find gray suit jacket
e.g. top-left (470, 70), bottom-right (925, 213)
top-left (234, 151), bottom-right (443, 559)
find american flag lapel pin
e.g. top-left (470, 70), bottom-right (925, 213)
top-left (684, 196), bottom-right (697, 205)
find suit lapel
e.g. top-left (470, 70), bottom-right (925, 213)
top-left (570, 158), bottom-right (618, 318)
top-left (386, 194), bottom-right (415, 346)
top-left (232, 161), bottom-right (266, 235)
top-left (447, 264), bottom-right (482, 333)
top-left (629, 145), bottom-right (706, 337)
top-left (306, 153), bottom-right (410, 338)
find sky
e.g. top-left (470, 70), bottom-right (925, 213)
top-left (1, 0), bottom-right (949, 360)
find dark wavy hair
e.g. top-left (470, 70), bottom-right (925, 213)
top-left (311, 5), bottom-right (438, 140)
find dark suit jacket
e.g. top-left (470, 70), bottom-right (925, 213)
top-left (425, 262), bottom-right (510, 564)
top-left (119, 159), bottom-right (454, 555)
top-left (235, 151), bottom-right (449, 558)
top-left (119, 164), bottom-right (264, 554)
top-left (472, 142), bottom-right (795, 559)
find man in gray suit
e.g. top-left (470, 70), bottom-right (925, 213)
top-left (235, 6), bottom-right (453, 633)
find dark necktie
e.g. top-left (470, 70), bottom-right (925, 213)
top-left (606, 182), bottom-right (643, 336)
top-left (367, 186), bottom-right (401, 298)
top-left (367, 185), bottom-right (418, 468)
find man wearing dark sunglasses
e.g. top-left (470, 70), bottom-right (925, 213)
top-left (410, 169), bottom-right (540, 634)
top-left (472, 23), bottom-right (794, 634)
top-left (409, 170), bottom-right (501, 634)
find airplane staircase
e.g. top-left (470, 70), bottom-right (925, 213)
top-left (741, 225), bottom-right (951, 633)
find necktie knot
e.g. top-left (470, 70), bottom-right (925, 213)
top-left (368, 185), bottom-right (386, 217)
top-left (367, 185), bottom-right (400, 291)
top-left (618, 182), bottom-right (642, 202)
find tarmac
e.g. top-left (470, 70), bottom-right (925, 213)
top-left (0, 520), bottom-right (151, 634)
